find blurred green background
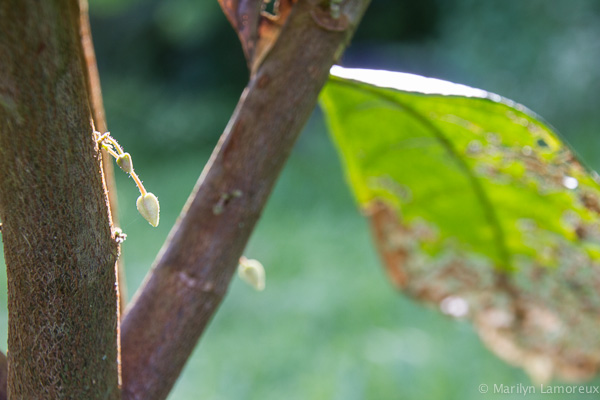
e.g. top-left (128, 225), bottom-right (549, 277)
top-left (3, 0), bottom-right (600, 398)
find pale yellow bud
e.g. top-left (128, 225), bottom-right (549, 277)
top-left (136, 192), bottom-right (160, 227)
top-left (116, 152), bottom-right (133, 174)
top-left (238, 257), bottom-right (265, 291)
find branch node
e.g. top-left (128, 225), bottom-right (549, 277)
top-left (311, 6), bottom-right (349, 32)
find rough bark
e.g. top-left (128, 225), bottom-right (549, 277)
top-left (0, 1), bottom-right (120, 398)
top-left (0, 352), bottom-right (6, 400)
top-left (120, 1), bottom-right (371, 399)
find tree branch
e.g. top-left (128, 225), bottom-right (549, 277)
top-left (120, 1), bottom-right (371, 399)
top-left (0, 1), bottom-right (120, 398)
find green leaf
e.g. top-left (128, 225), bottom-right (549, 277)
top-left (320, 66), bottom-right (600, 382)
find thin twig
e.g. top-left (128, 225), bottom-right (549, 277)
top-left (79, 0), bottom-right (129, 312)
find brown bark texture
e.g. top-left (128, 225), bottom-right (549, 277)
top-left (120, 1), bottom-right (371, 399)
top-left (0, 1), bottom-right (120, 398)
top-left (0, 352), bottom-right (6, 400)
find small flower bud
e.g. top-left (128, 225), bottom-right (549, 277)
top-left (116, 153), bottom-right (133, 174)
top-left (238, 257), bottom-right (265, 291)
top-left (136, 192), bottom-right (160, 227)
top-left (113, 227), bottom-right (127, 244)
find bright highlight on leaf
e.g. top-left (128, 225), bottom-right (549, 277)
top-left (136, 193), bottom-right (160, 227)
top-left (238, 256), bottom-right (266, 291)
top-left (321, 66), bottom-right (600, 383)
top-left (330, 65), bottom-right (492, 98)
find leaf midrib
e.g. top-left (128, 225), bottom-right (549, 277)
top-left (330, 79), bottom-right (512, 270)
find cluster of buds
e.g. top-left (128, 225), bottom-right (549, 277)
top-left (95, 132), bottom-right (271, 294)
top-left (95, 131), bottom-right (160, 227)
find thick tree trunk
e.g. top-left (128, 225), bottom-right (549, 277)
top-left (0, 1), bottom-right (120, 398)
top-left (0, 352), bottom-right (6, 400)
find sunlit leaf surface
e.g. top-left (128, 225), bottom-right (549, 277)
top-left (320, 66), bottom-right (600, 382)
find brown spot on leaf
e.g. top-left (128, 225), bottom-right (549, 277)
top-left (364, 200), bottom-right (600, 383)
top-left (575, 225), bottom-right (586, 240)
top-left (581, 191), bottom-right (600, 214)
top-left (366, 201), bottom-right (409, 288)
